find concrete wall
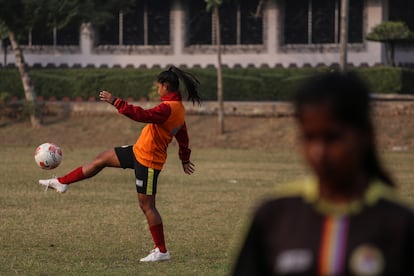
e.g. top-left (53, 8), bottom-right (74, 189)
top-left (1, 0), bottom-right (412, 69)
top-left (48, 96), bottom-right (414, 118)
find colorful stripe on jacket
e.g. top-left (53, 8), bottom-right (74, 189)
top-left (318, 216), bottom-right (349, 275)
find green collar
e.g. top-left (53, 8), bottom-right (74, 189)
top-left (277, 178), bottom-right (398, 216)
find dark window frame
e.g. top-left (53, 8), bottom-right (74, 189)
top-left (284, 0), bottom-right (364, 45)
top-left (98, 0), bottom-right (171, 46)
top-left (186, 0), bottom-right (264, 46)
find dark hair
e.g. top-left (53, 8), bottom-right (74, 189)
top-left (293, 71), bottom-right (394, 186)
top-left (157, 66), bottom-right (201, 105)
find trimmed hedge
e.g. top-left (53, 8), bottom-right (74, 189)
top-left (0, 67), bottom-right (413, 101)
top-left (357, 67), bottom-right (414, 94)
top-left (0, 70), bottom-right (23, 98)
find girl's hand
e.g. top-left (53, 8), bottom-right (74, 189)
top-left (99, 90), bottom-right (116, 104)
top-left (182, 161), bottom-right (195, 175)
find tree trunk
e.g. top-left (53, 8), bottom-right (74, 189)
top-left (390, 42), bottom-right (396, 67)
top-left (383, 42), bottom-right (393, 66)
top-left (214, 5), bottom-right (224, 135)
top-left (2, 39), bottom-right (6, 66)
top-left (8, 31), bottom-right (41, 127)
top-left (339, 0), bottom-right (349, 72)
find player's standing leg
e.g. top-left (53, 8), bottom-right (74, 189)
top-left (138, 194), bottom-right (170, 262)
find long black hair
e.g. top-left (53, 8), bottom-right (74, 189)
top-left (293, 71), bottom-right (394, 187)
top-left (157, 66), bottom-right (201, 105)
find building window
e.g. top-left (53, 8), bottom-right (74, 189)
top-left (187, 0), bottom-right (212, 45)
top-left (57, 21), bottom-right (80, 45)
top-left (30, 25), bottom-right (53, 46)
top-left (24, 21), bottom-right (79, 46)
top-left (98, 0), bottom-right (170, 46)
top-left (389, 0), bottom-right (414, 32)
top-left (240, 1), bottom-right (263, 44)
top-left (187, 0), bottom-right (263, 46)
top-left (284, 0), bottom-right (363, 45)
top-left (98, 14), bottom-right (118, 45)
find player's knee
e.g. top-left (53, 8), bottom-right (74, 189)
top-left (139, 200), bottom-right (155, 214)
top-left (91, 151), bottom-right (111, 168)
top-left (89, 157), bottom-right (104, 169)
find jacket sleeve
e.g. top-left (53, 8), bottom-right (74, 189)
top-left (113, 98), bottom-right (171, 124)
top-left (175, 121), bottom-right (191, 162)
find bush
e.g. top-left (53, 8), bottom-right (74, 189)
top-left (0, 67), bottom-right (412, 102)
top-left (355, 66), bottom-right (414, 94)
top-left (189, 67), bottom-right (318, 101)
top-left (190, 69), bottom-right (264, 101)
top-left (0, 70), bottom-right (24, 98)
top-left (30, 71), bottom-right (74, 99)
top-left (0, 91), bottom-right (10, 103)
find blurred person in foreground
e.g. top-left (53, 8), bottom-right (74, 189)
top-left (232, 72), bottom-right (414, 275)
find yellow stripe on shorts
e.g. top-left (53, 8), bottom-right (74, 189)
top-left (146, 168), bottom-right (154, 195)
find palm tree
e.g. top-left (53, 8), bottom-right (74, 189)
top-left (0, 0), bottom-right (79, 127)
top-left (339, 0), bottom-right (349, 72)
top-left (8, 30), bottom-right (42, 127)
top-left (0, 0), bottom-right (134, 127)
top-left (0, 20), bottom-right (8, 67)
top-left (205, 0), bottom-right (225, 134)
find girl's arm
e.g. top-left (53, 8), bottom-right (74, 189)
top-left (175, 122), bottom-right (195, 175)
top-left (99, 90), bottom-right (171, 124)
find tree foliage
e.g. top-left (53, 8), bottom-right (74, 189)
top-left (0, 20), bottom-right (9, 67)
top-left (74, 0), bottom-right (135, 26)
top-left (366, 21), bottom-right (414, 42)
top-left (0, 20), bottom-right (7, 40)
top-left (0, 0), bottom-right (135, 127)
top-left (205, 0), bottom-right (223, 11)
top-left (0, 0), bottom-right (135, 39)
top-left (367, 21), bottom-right (414, 66)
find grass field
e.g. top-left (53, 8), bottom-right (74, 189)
top-left (0, 114), bottom-right (413, 275)
top-left (1, 146), bottom-right (414, 275)
top-left (0, 146), bottom-right (302, 275)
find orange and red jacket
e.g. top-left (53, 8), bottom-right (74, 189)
top-left (113, 92), bottom-right (191, 170)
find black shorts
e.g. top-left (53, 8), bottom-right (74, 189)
top-left (114, 145), bottom-right (161, 195)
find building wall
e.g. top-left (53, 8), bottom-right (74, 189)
top-left (0, 0), bottom-right (411, 69)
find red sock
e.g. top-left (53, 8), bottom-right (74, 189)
top-left (57, 166), bottom-right (86, 184)
top-left (150, 223), bottom-right (167, 253)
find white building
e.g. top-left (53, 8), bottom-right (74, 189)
top-left (1, 0), bottom-right (413, 68)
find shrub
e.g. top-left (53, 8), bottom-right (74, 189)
top-left (0, 70), bottom-right (24, 98)
top-left (0, 67), bottom-right (412, 102)
top-left (355, 66), bottom-right (414, 94)
top-left (0, 91), bottom-right (10, 103)
top-left (30, 71), bottom-right (74, 99)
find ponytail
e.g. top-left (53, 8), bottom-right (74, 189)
top-left (157, 66), bottom-right (201, 105)
top-left (169, 66), bottom-right (201, 105)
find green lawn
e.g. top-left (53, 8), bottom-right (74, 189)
top-left (0, 146), bottom-right (413, 275)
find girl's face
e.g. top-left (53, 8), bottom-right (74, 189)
top-left (157, 82), bottom-right (169, 97)
top-left (298, 104), bottom-right (367, 186)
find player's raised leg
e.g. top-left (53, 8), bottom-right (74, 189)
top-left (39, 148), bottom-right (121, 193)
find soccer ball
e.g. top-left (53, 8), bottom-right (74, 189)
top-left (34, 143), bottom-right (62, 170)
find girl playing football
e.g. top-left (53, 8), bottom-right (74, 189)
top-left (39, 66), bottom-right (201, 262)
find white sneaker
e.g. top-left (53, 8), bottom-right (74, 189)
top-left (39, 178), bottom-right (68, 193)
top-left (140, 248), bottom-right (171, 262)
